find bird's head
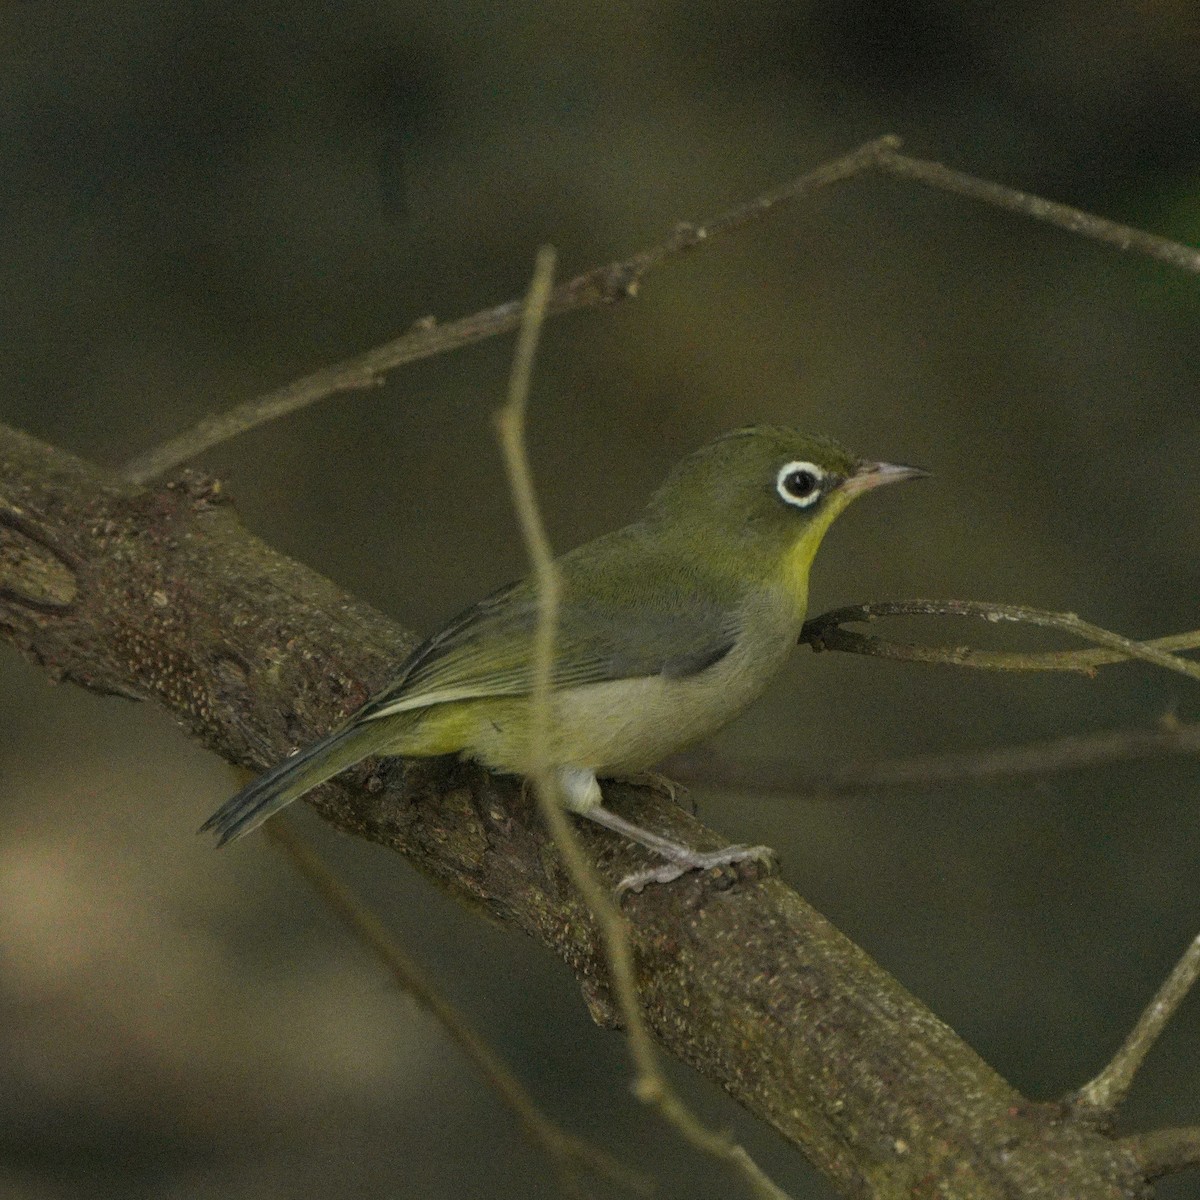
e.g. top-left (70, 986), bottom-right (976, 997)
top-left (645, 425), bottom-right (926, 596)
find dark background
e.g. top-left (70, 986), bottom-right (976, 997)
top-left (3, 4), bottom-right (1200, 1197)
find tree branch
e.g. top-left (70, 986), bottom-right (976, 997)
top-left (121, 136), bottom-right (1200, 484)
top-left (801, 599), bottom-right (1200, 680)
top-left (1071, 932), bottom-right (1200, 1119)
top-left (874, 145), bottom-right (1200, 273)
top-left (122, 136), bottom-right (899, 483)
top-left (0, 420), bottom-right (1151, 1198)
top-left (668, 716), bottom-right (1200, 796)
top-left (1122, 1126), bottom-right (1200, 1180)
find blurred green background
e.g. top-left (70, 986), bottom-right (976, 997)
top-left (3, 3), bottom-right (1200, 1197)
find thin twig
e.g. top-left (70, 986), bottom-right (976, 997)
top-left (123, 136), bottom-right (898, 483)
top-left (1121, 1126), bottom-right (1200, 1180)
top-left (670, 716), bottom-right (1200, 796)
top-left (801, 600), bottom-right (1200, 683)
top-left (123, 135), bottom-right (1200, 482)
top-left (1071, 931), bottom-right (1200, 1117)
top-left (264, 820), bottom-right (651, 1198)
top-left (876, 146), bottom-right (1200, 274)
top-left (495, 248), bottom-right (791, 1200)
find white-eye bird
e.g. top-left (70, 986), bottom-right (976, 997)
top-left (202, 426), bottom-right (924, 889)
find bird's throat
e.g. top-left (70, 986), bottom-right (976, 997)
top-left (779, 492), bottom-right (856, 617)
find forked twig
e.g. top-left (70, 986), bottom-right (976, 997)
top-left (1071, 931), bottom-right (1200, 1118)
top-left (495, 247), bottom-right (791, 1200)
top-left (801, 599), bottom-right (1200, 682)
top-left (665, 599), bottom-right (1200, 798)
top-left (124, 135), bottom-right (1200, 482)
top-left (124, 136), bottom-right (897, 483)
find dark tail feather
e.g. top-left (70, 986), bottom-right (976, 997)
top-left (200, 721), bottom-right (384, 846)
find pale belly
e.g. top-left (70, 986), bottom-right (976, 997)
top-left (432, 598), bottom-right (803, 777)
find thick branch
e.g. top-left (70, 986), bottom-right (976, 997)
top-left (0, 421), bottom-right (1148, 1200)
top-left (1122, 1127), bottom-right (1200, 1179)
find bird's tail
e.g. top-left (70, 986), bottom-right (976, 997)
top-left (200, 720), bottom-right (387, 846)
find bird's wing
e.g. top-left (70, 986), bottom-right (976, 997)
top-left (356, 549), bottom-right (740, 722)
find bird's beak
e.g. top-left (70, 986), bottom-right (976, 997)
top-left (840, 460), bottom-right (929, 497)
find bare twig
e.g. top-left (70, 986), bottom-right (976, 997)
top-left (665, 599), bottom-right (1200, 798)
top-left (1121, 1126), bottom-right (1200, 1180)
top-left (876, 145), bottom-right (1200, 274)
top-left (123, 135), bottom-right (1200, 483)
top-left (123, 136), bottom-right (898, 483)
top-left (669, 716), bottom-right (1200, 796)
top-left (494, 248), bottom-right (791, 1200)
top-left (493, 244), bottom-right (562, 799)
top-left (801, 600), bottom-right (1200, 683)
top-left (264, 820), bottom-right (650, 1198)
top-left (1072, 931), bottom-right (1200, 1117)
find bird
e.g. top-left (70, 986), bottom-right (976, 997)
top-left (201, 425), bottom-right (925, 891)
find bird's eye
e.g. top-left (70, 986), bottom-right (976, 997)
top-left (776, 461), bottom-right (824, 508)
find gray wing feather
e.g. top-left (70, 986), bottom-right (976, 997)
top-left (358, 552), bottom-right (739, 721)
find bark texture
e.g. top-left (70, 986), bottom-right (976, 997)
top-left (0, 422), bottom-right (1153, 1200)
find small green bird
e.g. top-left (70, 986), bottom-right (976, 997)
top-left (202, 426), bottom-right (924, 890)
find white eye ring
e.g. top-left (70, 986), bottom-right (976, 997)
top-left (776, 461), bottom-right (825, 508)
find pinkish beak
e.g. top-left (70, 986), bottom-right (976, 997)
top-left (840, 460), bottom-right (929, 497)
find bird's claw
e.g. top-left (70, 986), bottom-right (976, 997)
top-left (615, 843), bottom-right (777, 896)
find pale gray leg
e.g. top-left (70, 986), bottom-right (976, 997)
top-left (552, 765), bottom-right (774, 892)
top-left (579, 801), bottom-right (777, 895)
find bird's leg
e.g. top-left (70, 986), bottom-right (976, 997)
top-left (582, 805), bottom-right (777, 894)
top-left (554, 767), bottom-right (775, 894)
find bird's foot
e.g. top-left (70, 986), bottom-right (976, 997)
top-left (616, 842), bottom-right (777, 896)
top-left (575, 800), bottom-right (776, 896)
